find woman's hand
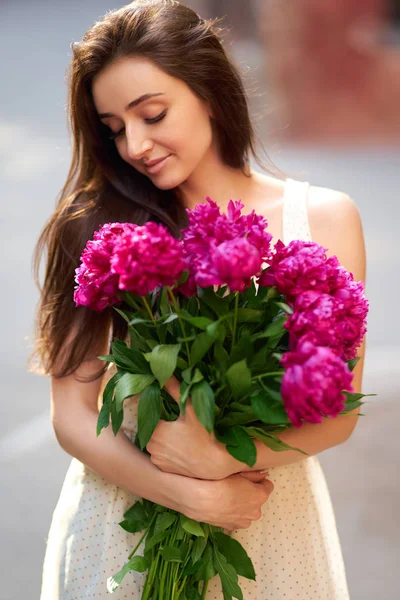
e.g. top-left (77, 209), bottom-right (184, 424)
top-left (187, 470), bottom-right (274, 531)
top-left (146, 375), bottom-right (246, 480)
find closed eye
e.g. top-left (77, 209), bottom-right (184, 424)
top-left (107, 110), bottom-right (167, 141)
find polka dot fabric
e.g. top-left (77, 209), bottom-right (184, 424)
top-left (40, 179), bottom-right (350, 599)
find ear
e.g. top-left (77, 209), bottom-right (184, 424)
top-left (206, 100), bottom-right (215, 119)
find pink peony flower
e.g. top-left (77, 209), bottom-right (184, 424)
top-left (176, 272), bottom-right (198, 298)
top-left (212, 238), bottom-right (263, 292)
top-left (331, 273), bottom-right (369, 359)
top-left (111, 221), bottom-right (185, 296)
top-left (280, 338), bottom-right (354, 428)
top-left (182, 197), bottom-right (272, 289)
top-left (74, 222), bottom-right (137, 312)
top-left (261, 240), bottom-right (340, 302)
top-left (286, 289), bottom-right (367, 360)
top-left (257, 267), bottom-right (276, 288)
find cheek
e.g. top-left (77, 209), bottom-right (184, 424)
top-left (172, 114), bottom-right (213, 161)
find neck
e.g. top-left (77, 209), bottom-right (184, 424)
top-left (175, 149), bottom-right (255, 215)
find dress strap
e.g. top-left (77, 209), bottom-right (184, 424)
top-left (282, 178), bottom-right (312, 244)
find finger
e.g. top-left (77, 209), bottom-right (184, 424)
top-left (163, 375), bottom-right (181, 405)
top-left (239, 471), bottom-right (267, 483)
top-left (259, 478), bottom-right (275, 495)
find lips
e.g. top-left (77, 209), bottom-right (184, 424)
top-left (145, 155), bottom-right (170, 168)
top-left (144, 154), bottom-right (172, 174)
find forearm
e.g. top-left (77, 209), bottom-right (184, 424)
top-left (224, 413), bottom-right (358, 473)
top-left (52, 402), bottom-right (194, 515)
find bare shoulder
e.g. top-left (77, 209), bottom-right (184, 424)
top-left (307, 184), bottom-right (362, 236)
top-left (307, 183), bottom-right (366, 281)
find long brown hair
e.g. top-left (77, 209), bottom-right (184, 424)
top-left (30, 0), bottom-right (280, 381)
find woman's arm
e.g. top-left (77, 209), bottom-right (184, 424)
top-left (50, 325), bottom-right (198, 518)
top-left (227, 190), bottom-right (368, 472)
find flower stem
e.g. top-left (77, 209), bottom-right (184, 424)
top-left (142, 296), bottom-right (157, 326)
top-left (231, 292), bottom-right (239, 353)
top-left (127, 512), bottom-right (157, 560)
top-left (167, 286), bottom-right (191, 364)
top-left (201, 580), bottom-right (209, 599)
top-left (124, 292), bottom-right (142, 311)
top-left (253, 371), bottom-right (285, 380)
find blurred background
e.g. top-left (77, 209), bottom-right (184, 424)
top-left (1, 0), bottom-right (399, 598)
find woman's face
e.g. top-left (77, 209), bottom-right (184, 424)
top-left (92, 56), bottom-right (215, 190)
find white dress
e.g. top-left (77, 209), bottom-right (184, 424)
top-left (40, 178), bottom-right (350, 599)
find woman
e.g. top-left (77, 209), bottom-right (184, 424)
top-left (33, 1), bottom-right (366, 598)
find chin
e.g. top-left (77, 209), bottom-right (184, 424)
top-left (149, 171), bottom-right (187, 191)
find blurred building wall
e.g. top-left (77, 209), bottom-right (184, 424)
top-left (260, 0), bottom-right (400, 143)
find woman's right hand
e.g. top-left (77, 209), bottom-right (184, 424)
top-left (186, 471), bottom-right (274, 531)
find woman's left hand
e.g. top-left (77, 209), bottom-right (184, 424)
top-left (146, 375), bottom-right (238, 480)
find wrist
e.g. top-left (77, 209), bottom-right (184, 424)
top-left (214, 439), bottom-right (246, 477)
top-left (156, 467), bottom-right (201, 518)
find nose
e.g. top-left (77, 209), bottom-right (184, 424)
top-left (125, 126), bottom-right (153, 162)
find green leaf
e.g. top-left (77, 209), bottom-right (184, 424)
top-left (143, 530), bottom-right (170, 551)
top-left (343, 391), bottom-right (376, 402)
top-left (258, 382), bottom-right (283, 403)
top-left (191, 380), bottom-right (215, 433)
top-left (229, 333), bottom-right (254, 366)
top-left (206, 319), bottom-right (228, 339)
top-left (342, 401), bottom-right (363, 412)
top-left (217, 410), bottom-right (257, 428)
top-left (180, 311), bottom-right (215, 330)
top-left (186, 295), bottom-right (199, 317)
top-left (97, 354), bottom-right (116, 363)
top-left (185, 588), bottom-right (202, 600)
top-left (111, 396), bottom-right (124, 436)
top-left (112, 307), bottom-right (134, 323)
top-left (192, 368), bottom-right (204, 383)
top-left (214, 341), bottom-right (229, 371)
top-left (137, 383), bottom-right (162, 450)
top-left (213, 546), bottom-right (243, 600)
top-left (107, 555), bottom-right (149, 593)
top-left (149, 344), bottom-right (181, 388)
top-left (246, 426), bottom-right (309, 456)
top-left (251, 391), bottom-right (290, 425)
top-left (198, 286), bottom-right (230, 317)
top-left (176, 356), bottom-right (189, 370)
top-left (255, 314), bottom-right (287, 338)
top-left (160, 546), bottom-right (184, 562)
top-left (154, 512), bottom-right (177, 534)
top-left (180, 514), bottom-right (205, 537)
top-left (214, 532), bottom-right (256, 580)
top-left (249, 344), bottom-right (270, 372)
top-left (226, 359), bottom-right (252, 400)
top-left (216, 426), bottom-right (257, 467)
top-left (273, 302), bottom-right (293, 314)
top-left (347, 357), bottom-right (361, 372)
top-left (159, 285), bottom-right (170, 315)
top-left (123, 500), bottom-right (149, 523)
top-left (182, 366), bottom-right (193, 384)
top-left (163, 314), bottom-right (178, 324)
top-left (191, 332), bottom-right (216, 365)
top-left (111, 340), bottom-right (153, 374)
top-left (194, 545), bottom-right (217, 582)
top-left (236, 308), bottom-right (263, 322)
top-left (119, 519), bottom-right (149, 534)
top-left (115, 373), bottom-right (155, 412)
top-left (191, 533), bottom-right (208, 565)
top-left (179, 380), bottom-right (192, 415)
top-left (96, 372), bottom-right (123, 436)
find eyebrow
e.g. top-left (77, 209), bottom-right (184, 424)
top-left (98, 92), bottom-right (165, 119)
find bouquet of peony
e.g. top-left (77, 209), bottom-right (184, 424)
top-left (74, 198), bottom-right (373, 599)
